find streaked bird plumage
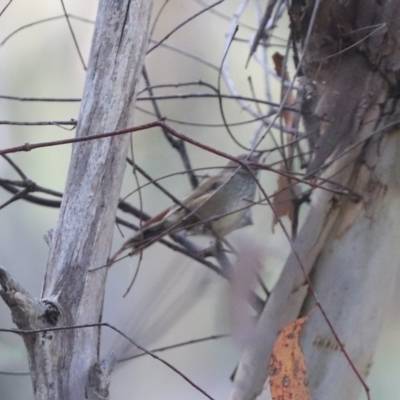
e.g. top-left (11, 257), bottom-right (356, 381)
top-left (111, 154), bottom-right (260, 261)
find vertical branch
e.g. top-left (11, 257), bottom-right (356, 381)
top-left (9, 1), bottom-right (154, 399)
top-left (231, 1), bottom-right (400, 400)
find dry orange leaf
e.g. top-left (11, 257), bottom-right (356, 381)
top-left (272, 166), bottom-right (295, 229)
top-left (272, 52), bottom-right (296, 128)
top-left (269, 316), bottom-right (310, 400)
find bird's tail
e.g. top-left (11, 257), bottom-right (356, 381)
top-left (109, 221), bottom-right (168, 262)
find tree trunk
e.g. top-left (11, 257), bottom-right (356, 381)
top-left (0, 1), bottom-right (153, 399)
top-left (231, 1), bottom-right (400, 399)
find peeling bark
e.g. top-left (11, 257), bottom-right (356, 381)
top-left (300, 130), bottom-right (400, 400)
top-left (231, 1), bottom-right (400, 399)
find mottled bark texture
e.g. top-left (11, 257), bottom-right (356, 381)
top-left (231, 1), bottom-right (400, 400)
top-left (0, 1), bottom-right (153, 399)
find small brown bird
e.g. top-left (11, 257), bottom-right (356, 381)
top-left (111, 154), bottom-right (260, 260)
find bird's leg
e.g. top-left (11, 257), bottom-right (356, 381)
top-left (213, 238), bottom-right (233, 276)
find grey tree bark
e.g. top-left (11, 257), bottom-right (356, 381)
top-left (231, 1), bottom-right (400, 399)
top-left (1, 1), bottom-right (399, 399)
top-left (0, 0), bottom-right (153, 399)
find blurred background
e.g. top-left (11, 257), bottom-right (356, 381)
top-left (0, 1), bottom-right (399, 399)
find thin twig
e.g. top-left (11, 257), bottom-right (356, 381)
top-left (0, 120), bottom-right (77, 126)
top-left (59, 0), bottom-right (87, 70)
top-left (0, 322), bottom-right (216, 400)
top-left (149, 0), bottom-right (170, 38)
top-left (147, 0), bottom-right (225, 54)
top-left (118, 333), bottom-right (229, 363)
top-left (1, 14), bottom-right (94, 46)
top-left (0, 0), bottom-right (13, 17)
top-left (141, 68), bottom-right (198, 188)
top-left (0, 95), bottom-right (80, 102)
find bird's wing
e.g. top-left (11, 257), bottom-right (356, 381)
top-left (182, 175), bottom-right (221, 204)
top-left (142, 207), bottom-right (172, 228)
